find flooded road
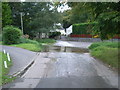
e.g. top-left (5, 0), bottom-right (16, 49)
top-left (36, 41), bottom-right (118, 88)
top-left (3, 41), bottom-right (118, 89)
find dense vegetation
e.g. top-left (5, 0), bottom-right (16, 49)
top-left (72, 22), bottom-right (98, 34)
top-left (0, 52), bottom-right (15, 85)
top-left (3, 26), bottom-right (22, 45)
top-left (63, 2), bottom-right (120, 40)
top-left (7, 2), bottom-right (61, 39)
top-left (89, 42), bottom-right (120, 69)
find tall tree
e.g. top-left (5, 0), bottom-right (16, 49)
top-left (0, 2), bottom-right (2, 32)
top-left (62, 10), bottom-right (71, 32)
top-left (2, 2), bottom-right (12, 27)
top-left (67, 2), bottom-right (120, 40)
top-left (90, 2), bottom-right (120, 40)
top-left (8, 2), bottom-right (62, 38)
top-left (28, 2), bottom-right (61, 38)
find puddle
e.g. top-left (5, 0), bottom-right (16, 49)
top-left (42, 45), bottom-right (89, 53)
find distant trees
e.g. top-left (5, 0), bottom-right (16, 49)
top-left (7, 2), bottom-right (61, 39)
top-left (65, 2), bottom-right (120, 40)
top-left (28, 2), bottom-right (61, 38)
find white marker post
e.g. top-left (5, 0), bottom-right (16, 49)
top-left (3, 50), bottom-right (6, 54)
top-left (4, 61), bottom-right (8, 68)
top-left (7, 53), bottom-right (11, 61)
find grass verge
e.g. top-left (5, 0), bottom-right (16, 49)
top-left (3, 38), bottom-right (56, 52)
top-left (0, 41), bottom-right (2, 45)
top-left (89, 41), bottom-right (119, 69)
top-left (36, 39), bottom-right (56, 45)
top-left (0, 52), bottom-right (16, 86)
top-left (10, 43), bottom-right (42, 52)
top-left (9, 38), bottom-right (56, 52)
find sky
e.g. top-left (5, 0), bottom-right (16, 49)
top-left (20, 0), bottom-right (71, 12)
top-left (57, 4), bottom-right (71, 12)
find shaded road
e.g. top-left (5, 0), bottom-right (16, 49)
top-left (2, 41), bottom-right (119, 89)
top-left (0, 45), bottom-right (37, 75)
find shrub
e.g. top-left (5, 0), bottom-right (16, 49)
top-left (72, 22), bottom-right (98, 35)
top-left (36, 38), bottom-right (56, 44)
top-left (89, 43), bottom-right (101, 50)
top-left (49, 32), bottom-right (61, 38)
top-left (0, 34), bottom-right (2, 41)
top-left (3, 26), bottom-right (22, 45)
top-left (20, 37), bottom-right (39, 45)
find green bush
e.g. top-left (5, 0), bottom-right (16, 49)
top-left (36, 39), bottom-right (56, 44)
top-left (72, 22), bottom-right (98, 34)
top-left (89, 43), bottom-right (101, 49)
top-left (49, 32), bottom-right (61, 38)
top-left (20, 37), bottom-right (39, 45)
top-left (3, 26), bottom-right (22, 45)
top-left (0, 34), bottom-right (2, 41)
top-left (89, 42), bottom-right (120, 50)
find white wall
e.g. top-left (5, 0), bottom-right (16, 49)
top-left (66, 25), bottom-right (72, 36)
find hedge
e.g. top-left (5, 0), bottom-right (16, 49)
top-left (3, 26), bottom-right (22, 45)
top-left (72, 22), bottom-right (98, 35)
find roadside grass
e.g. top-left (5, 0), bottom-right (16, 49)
top-left (0, 41), bottom-right (2, 45)
top-left (36, 39), bottom-right (56, 45)
top-left (9, 38), bottom-right (42, 52)
top-left (89, 41), bottom-right (119, 69)
top-left (10, 43), bottom-right (42, 52)
top-left (0, 52), bottom-right (15, 86)
top-left (3, 38), bottom-right (56, 52)
top-left (89, 41), bottom-right (120, 49)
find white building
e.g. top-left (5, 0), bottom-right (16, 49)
top-left (66, 25), bottom-right (72, 36)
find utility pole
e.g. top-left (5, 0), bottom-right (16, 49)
top-left (20, 12), bottom-right (24, 35)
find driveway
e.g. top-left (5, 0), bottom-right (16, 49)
top-left (0, 45), bottom-right (37, 75)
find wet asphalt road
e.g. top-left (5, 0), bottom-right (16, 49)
top-left (36, 52), bottom-right (118, 88)
top-left (2, 41), bottom-right (119, 88)
top-left (0, 45), bottom-right (36, 75)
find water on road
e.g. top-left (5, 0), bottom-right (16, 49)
top-left (3, 41), bottom-right (118, 89)
top-left (36, 42), bottom-right (118, 88)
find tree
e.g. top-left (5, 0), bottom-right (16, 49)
top-left (0, 2), bottom-right (2, 32)
top-left (28, 2), bottom-right (61, 38)
top-left (90, 2), bottom-right (120, 40)
top-left (66, 2), bottom-right (120, 40)
top-left (2, 2), bottom-right (12, 27)
top-left (62, 10), bottom-right (72, 33)
top-left (8, 2), bottom-right (61, 38)
top-left (9, 2), bottom-right (22, 29)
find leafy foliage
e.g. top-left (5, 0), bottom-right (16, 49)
top-left (36, 39), bottom-right (56, 44)
top-left (19, 37), bottom-right (39, 45)
top-left (49, 32), bottom-right (61, 38)
top-left (62, 10), bottom-right (72, 32)
top-left (2, 3), bottom-right (12, 27)
top-left (72, 22), bottom-right (98, 34)
top-left (90, 2), bottom-right (120, 40)
top-left (67, 2), bottom-right (120, 40)
top-left (9, 2), bottom-right (61, 38)
top-left (3, 26), bottom-right (22, 45)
